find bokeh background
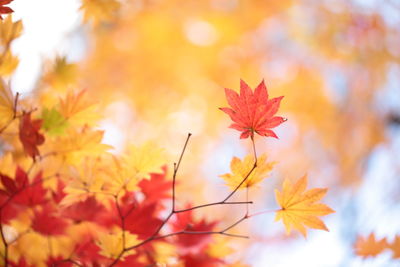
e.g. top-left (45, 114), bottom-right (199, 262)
top-left (7, 0), bottom-right (400, 266)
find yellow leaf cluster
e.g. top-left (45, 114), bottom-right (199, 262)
top-left (220, 154), bottom-right (274, 190)
top-left (96, 230), bottom-right (139, 260)
top-left (274, 175), bottom-right (334, 237)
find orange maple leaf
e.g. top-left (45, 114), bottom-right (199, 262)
top-left (19, 113), bottom-right (45, 158)
top-left (274, 175), bottom-right (334, 237)
top-left (389, 235), bottom-right (400, 259)
top-left (0, 0), bottom-right (13, 20)
top-left (354, 233), bottom-right (388, 258)
top-left (220, 79), bottom-right (286, 139)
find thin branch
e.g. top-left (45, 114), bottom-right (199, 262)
top-left (174, 201), bottom-right (253, 213)
top-left (0, 212), bottom-right (8, 267)
top-left (172, 133), bottom-right (191, 211)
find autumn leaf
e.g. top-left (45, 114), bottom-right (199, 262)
top-left (274, 175), bottom-right (334, 237)
top-left (43, 56), bottom-right (78, 90)
top-left (220, 79), bottom-right (286, 139)
top-left (96, 230), bottom-right (139, 260)
top-left (80, 0), bottom-right (120, 24)
top-left (123, 142), bottom-right (166, 180)
top-left (41, 107), bottom-right (68, 136)
top-left (19, 113), bottom-right (45, 158)
top-left (54, 127), bottom-right (111, 165)
top-left (219, 154), bottom-right (274, 189)
top-left (0, 49), bottom-right (19, 76)
top-left (138, 166), bottom-right (171, 204)
top-left (59, 89), bottom-right (101, 127)
top-left (31, 205), bottom-right (69, 236)
top-left (0, 15), bottom-right (23, 45)
top-left (354, 233), bottom-right (388, 258)
top-left (124, 202), bottom-right (163, 240)
top-left (0, 77), bottom-right (14, 128)
top-left (0, 0), bottom-right (13, 20)
top-left (389, 235), bottom-right (400, 259)
top-left (171, 208), bottom-right (218, 254)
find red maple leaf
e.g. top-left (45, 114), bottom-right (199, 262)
top-left (124, 203), bottom-right (163, 240)
top-left (180, 254), bottom-right (223, 267)
top-left (220, 79), bottom-right (286, 139)
top-left (138, 166), bottom-right (171, 205)
top-left (0, 0), bottom-right (13, 20)
top-left (73, 237), bottom-right (110, 267)
top-left (62, 196), bottom-right (108, 224)
top-left (14, 170), bottom-right (47, 207)
top-left (19, 113), bottom-right (45, 158)
top-left (31, 204), bottom-right (69, 236)
top-left (171, 207), bottom-right (218, 254)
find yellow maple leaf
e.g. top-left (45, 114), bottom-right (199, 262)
top-left (43, 56), bottom-right (78, 90)
top-left (206, 236), bottom-right (233, 258)
top-left (59, 89), bottom-right (101, 127)
top-left (101, 154), bottom-right (141, 194)
top-left (96, 230), bottom-right (139, 260)
top-left (219, 154), bottom-right (274, 189)
top-left (54, 127), bottom-right (112, 165)
top-left (123, 142), bottom-right (166, 180)
top-left (80, 0), bottom-right (120, 24)
top-left (60, 157), bottom-right (107, 206)
top-left (0, 15), bottom-right (23, 45)
top-left (0, 77), bottom-right (15, 127)
top-left (0, 49), bottom-right (19, 76)
top-left (354, 233), bottom-right (388, 258)
top-left (274, 175), bottom-right (334, 237)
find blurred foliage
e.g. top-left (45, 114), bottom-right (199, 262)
top-left (1, 0), bottom-right (400, 266)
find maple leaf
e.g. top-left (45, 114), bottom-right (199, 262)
top-left (0, 0), bottom-right (13, 20)
top-left (0, 49), bottom-right (18, 76)
top-left (354, 233), bottom-right (388, 258)
top-left (274, 175), bottom-right (334, 237)
top-left (123, 142), bottom-right (166, 180)
top-left (13, 170), bottom-right (47, 207)
top-left (41, 107), bottom-right (69, 136)
top-left (59, 89), bottom-right (101, 127)
top-left (219, 153), bottom-right (274, 189)
top-left (220, 79), bottom-right (286, 139)
top-left (138, 166), bottom-right (171, 204)
top-left (43, 56), bottom-right (78, 90)
top-left (389, 235), bottom-right (400, 259)
top-left (19, 113), bottom-right (45, 158)
top-left (171, 208), bottom-right (218, 254)
top-left (0, 77), bottom-right (15, 128)
top-left (0, 15), bottom-right (23, 45)
top-left (31, 204), bottom-right (69, 236)
top-left (80, 0), bottom-right (120, 24)
top-left (62, 196), bottom-right (107, 222)
top-left (96, 230), bottom-right (139, 260)
top-left (180, 253), bottom-right (223, 267)
top-left (124, 202), bottom-right (163, 240)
